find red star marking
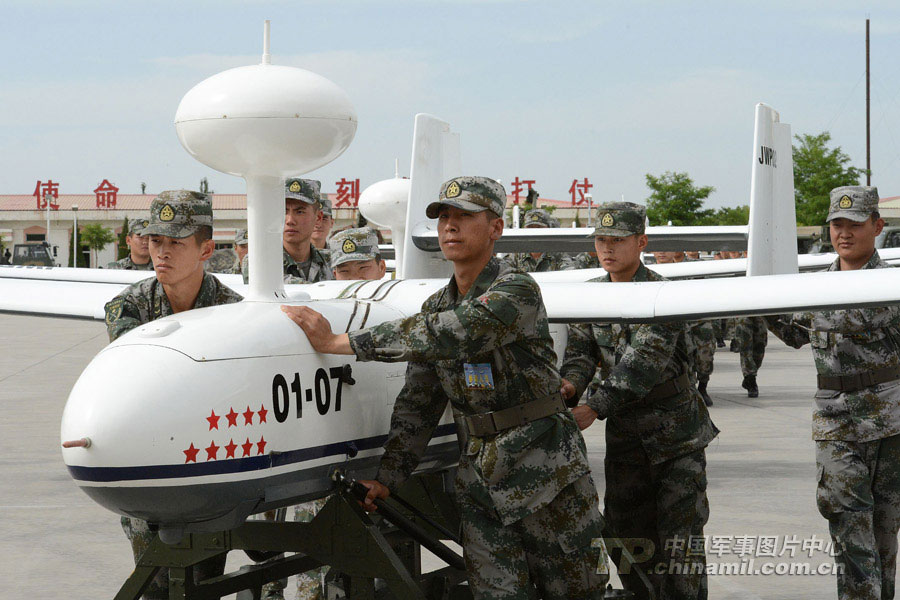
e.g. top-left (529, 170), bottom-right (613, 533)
top-left (242, 406), bottom-right (255, 426)
top-left (257, 404), bottom-right (268, 423)
top-left (205, 440), bottom-right (220, 461)
top-left (241, 437), bottom-right (253, 457)
top-left (225, 408), bottom-right (239, 428)
top-left (183, 443), bottom-right (199, 463)
top-left (257, 436), bottom-right (267, 455)
top-left (224, 439), bottom-right (237, 459)
top-left (206, 410), bottom-right (220, 430)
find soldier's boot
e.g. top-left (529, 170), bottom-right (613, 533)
top-left (716, 337), bottom-right (725, 348)
top-left (698, 379), bottom-right (713, 406)
top-left (742, 375), bottom-right (759, 398)
top-left (729, 339), bottom-right (739, 353)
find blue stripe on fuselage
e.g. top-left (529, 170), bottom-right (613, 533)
top-left (67, 423), bottom-right (458, 483)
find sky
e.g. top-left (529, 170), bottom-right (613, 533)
top-left (2, 1), bottom-right (900, 210)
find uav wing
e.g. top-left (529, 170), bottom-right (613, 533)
top-left (540, 267), bottom-right (900, 323)
top-left (411, 224), bottom-right (748, 254)
top-left (532, 248), bottom-right (900, 283)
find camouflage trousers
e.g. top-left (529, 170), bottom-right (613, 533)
top-left (691, 323), bottom-right (716, 382)
top-left (294, 497), bottom-right (330, 600)
top-left (121, 516), bottom-right (227, 600)
top-left (816, 435), bottom-right (900, 600)
top-left (249, 497), bottom-right (330, 600)
top-left (712, 319), bottom-right (726, 342)
top-left (604, 448), bottom-right (709, 600)
top-left (735, 317), bottom-right (767, 377)
top-left (460, 473), bottom-right (609, 600)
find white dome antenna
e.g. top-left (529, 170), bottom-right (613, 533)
top-left (175, 22), bottom-right (357, 301)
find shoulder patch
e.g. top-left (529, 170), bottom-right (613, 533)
top-left (105, 297), bottom-right (124, 325)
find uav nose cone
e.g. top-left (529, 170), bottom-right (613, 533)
top-left (175, 64), bottom-right (357, 178)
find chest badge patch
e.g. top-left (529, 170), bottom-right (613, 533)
top-left (463, 363), bottom-right (495, 390)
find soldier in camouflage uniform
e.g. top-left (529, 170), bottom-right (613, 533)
top-left (561, 202), bottom-right (718, 600)
top-left (107, 218), bottom-right (153, 270)
top-left (312, 194), bottom-right (334, 253)
top-left (329, 227), bottom-right (387, 280)
top-left (205, 248), bottom-right (238, 273)
top-left (688, 320), bottom-right (716, 407)
top-left (104, 191), bottom-right (242, 599)
top-left (241, 178), bottom-right (333, 284)
top-left (284, 176), bottom-right (609, 600)
top-left (653, 251), bottom-right (715, 406)
top-left (734, 316), bottom-right (767, 397)
top-left (568, 252), bottom-right (601, 270)
top-left (767, 186), bottom-right (900, 600)
top-left (501, 208), bottom-right (572, 272)
top-left (233, 228), bottom-right (248, 274)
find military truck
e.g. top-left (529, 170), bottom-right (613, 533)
top-left (12, 242), bottom-right (55, 266)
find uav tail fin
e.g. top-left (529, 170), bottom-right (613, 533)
top-left (400, 114), bottom-right (461, 279)
top-left (746, 103), bottom-right (798, 276)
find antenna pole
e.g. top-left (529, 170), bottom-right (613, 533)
top-left (866, 18), bottom-right (871, 185)
top-left (262, 20), bottom-right (271, 65)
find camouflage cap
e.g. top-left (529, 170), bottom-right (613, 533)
top-left (329, 227), bottom-right (380, 268)
top-left (129, 218), bottom-right (150, 236)
top-left (234, 228), bottom-right (248, 246)
top-left (285, 178), bottom-right (320, 205)
top-left (143, 190), bottom-right (213, 238)
top-left (426, 176), bottom-right (506, 219)
top-left (592, 202), bottom-right (646, 237)
top-left (522, 208), bottom-right (560, 228)
top-left (319, 195), bottom-right (333, 217)
top-left (826, 186), bottom-right (880, 223)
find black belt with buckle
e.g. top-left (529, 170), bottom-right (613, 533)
top-left (462, 394), bottom-right (567, 437)
top-left (817, 365), bottom-right (900, 392)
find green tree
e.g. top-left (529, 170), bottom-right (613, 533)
top-left (793, 132), bottom-right (865, 226)
top-left (699, 205), bottom-right (750, 226)
top-left (116, 217), bottom-right (129, 260)
top-left (645, 171), bottom-right (715, 226)
top-left (80, 223), bottom-right (116, 268)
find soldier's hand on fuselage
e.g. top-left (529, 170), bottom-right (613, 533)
top-left (357, 479), bottom-right (390, 512)
top-left (281, 305), bottom-right (352, 355)
top-left (571, 405), bottom-right (599, 431)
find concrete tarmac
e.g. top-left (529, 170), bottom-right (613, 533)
top-left (0, 312), bottom-right (883, 599)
